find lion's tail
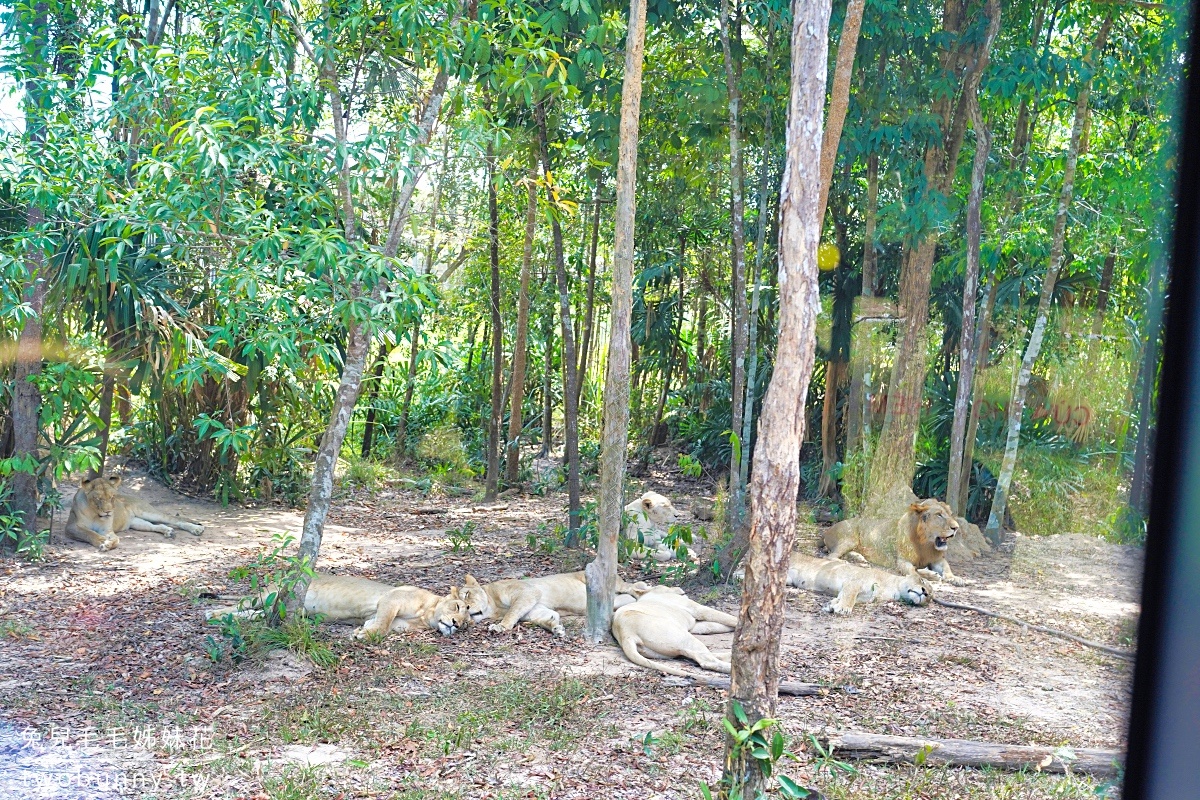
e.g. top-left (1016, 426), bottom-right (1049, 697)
top-left (616, 632), bottom-right (697, 679)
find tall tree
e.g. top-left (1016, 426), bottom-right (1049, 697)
top-left (536, 103), bottom-right (582, 542)
top-left (584, 0), bottom-right (648, 643)
top-left (718, 0), bottom-right (750, 537)
top-left (506, 163), bottom-right (538, 485)
top-left (723, 0), bottom-right (828, 794)
top-left (985, 14), bottom-right (1116, 542)
top-left (864, 0), bottom-right (998, 513)
top-left (484, 136), bottom-right (504, 500)
top-left (946, 0), bottom-right (1001, 514)
top-left (9, 0), bottom-right (50, 550)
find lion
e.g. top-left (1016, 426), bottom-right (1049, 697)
top-left (459, 571), bottom-right (658, 638)
top-left (207, 574), bottom-right (470, 638)
top-left (611, 587), bottom-right (737, 677)
top-left (822, 498), bottom-right (966, 585)
top-left (65, 476), bottom-right (205, 551)
top-left (784, 552), bottom-right (932, 614)
top-left (623, 491), bottom-right (693, 562)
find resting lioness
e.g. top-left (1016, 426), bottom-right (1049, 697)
top-left (785, 552), bottom-right (932, 614)
top-left (208, 574), bottom-right (469, 638)
top-left (612, 587), bottom-right (737, 677)
top-left (823, 498), bottom-right (966, 585)
top-left (66, 476), bottom-right (205, 551)
top-left (459, 572), bottom-right (655, 638)
top-left (623, 491), bottom-right (694, 562)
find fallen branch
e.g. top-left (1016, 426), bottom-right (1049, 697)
top-left (661, 675), bottom-right (824, 696)
top-left (932, 597), bottom-right (1134, 660)
top-left (820, 731), bottom-right (1122, 777)
top-left (406, 507), bottom-right (449, 515)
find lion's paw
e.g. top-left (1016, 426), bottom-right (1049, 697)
top-left (163, 528), bottom-right (176, 539)
top-left (488, 623), bottom-right (508, 634)
top-left (946, 575), bottom-right (968, 587)
top-left (552, 626), bottom-right (567, 638)
top-left (822, 601), bottom-right (852, 616)
top-left (100, 536), bottom-right (119, 551)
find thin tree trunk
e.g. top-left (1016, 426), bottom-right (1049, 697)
top-left (507, 165), bottom-right (538, 485)
top-left (575, 184), bottom-right (603, 405)
top-left (846, 150), bottom-right (880, 457)
top-left (985, 15), bottom-right (1114, 543)
top-left (865, 0), bottom-right (997, 514)
top-left (539, 288), bottom-right (554, 457)
top-left (724, 0), bottom-right (829, 792)
top-left (1088, 246), bottom-right (1117, 360)
top-left (359, 344), bottom-right (388, 458)
top-left (584, 0), bottom-right (647, 643)
top-left (718, 0), bottom-right (750, 538)
top-left (10, 2), bottom-right (48, 551)
top-left (485, 139), bottom-right (503, 500)
top-left (536, 103), bottom-right (582, 542)
top-left (739, 60), bottom-right (774, 490)
top-left (956, 278), bottom-right (997, 513)
top-left (816, 0), bottom-right (866, 228)
top-left (649, 277), bottom-right (685, 448)
top-left (947, 68), bottom-right (995, 514)
top-left (818, 359), bottom-right (844, 496)
top-left (396, 318), bottom-right (421, 453)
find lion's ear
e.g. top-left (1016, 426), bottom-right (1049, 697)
top-left (463, 575), bottom-right (479, 587)
top-left (108, 476), bottom-right (123, 488)
top-left (449, 587), bottom-right (460, 598)
top-left (642, 496), bottom-right (654, 510)
top-left (80, 478), bottom-right (94, 490)
top-left (910, 500), bottom-right (932, 513)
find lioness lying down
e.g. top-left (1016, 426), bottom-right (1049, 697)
top-left (611, 588), bottom-right (737, 677)
top-left (460, 572), bottom-right (654, 638)
top-left (208, 574), bottom-right (469, 638)
top-left (66, 476), bottom-right (205, 551)
top-left (823, 498), bottom-right (966, 585)
top-left (785, 552), bottom-right (932, 614)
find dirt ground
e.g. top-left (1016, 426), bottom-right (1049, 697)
top-left (0, 465), bottom-right (1139, 799)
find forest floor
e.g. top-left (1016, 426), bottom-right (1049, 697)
top-left (0, 460), bottom-right (1139, 799)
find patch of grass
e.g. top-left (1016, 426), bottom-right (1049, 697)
top-left (817, 763), bottom-right (1108, 799)
top-left (0, 619), bottom-right (36, 640)
top-left (339, 455), bottom-right (396, 491)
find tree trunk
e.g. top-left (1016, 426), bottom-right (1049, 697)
top-left (818, 359), bottom-right (845, 497)
top-left (536, 103), bottom-right (582, 542)
top-left (395, 318), bottom-right (421, 454)
top-left (864, 0), bottom-right (997, 514)
top-left (946, 76), bottom-right (994, 515)
top-left (820, 732), bottom-right (1122, 777)
top-left (723, 0), bottom-right (829, 793)
top-left (584, 0), bottom-right (647, 643)
top-left (10, 2), bottom-right (48, 551)
top-left (576, 183), bottom-right (603, 405)
top-left (359, 344), bottom-right (388, 458)
top-left (539, 289), bottom-right (555, 458)
top-left (718, 0), bottom-right (750, 539)
top-left (1088, 246), bottom-right (1117, 360)
top-left (507, 165), bottom-right (538, 485)
top-left (485, 139), bottom-right (503, 500)
top-left (955, 277), bottom-right (997, 514)
top-left (740, 69), bottom-right (774, 490)
top-left (846, 150), bottom-right (880, 457)
top-left (816, 0), bottom-right (866, 228)
top-left (985, 15), bottom-right (1113, 543)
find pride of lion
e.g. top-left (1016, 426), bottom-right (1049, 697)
top-left (73, 474), bottom-right (966, 678)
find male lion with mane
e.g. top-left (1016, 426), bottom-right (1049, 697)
top-left (66, 476), bottom-right (204, 551)
top-left (822, 498), bottom-right (966, 585)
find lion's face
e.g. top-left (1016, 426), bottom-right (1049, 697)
top-left (432, 589), bottom-right (470, 636)
top-left (897, 570), bottom-right (933, 606)
top-left (80, 476), bottom-right (122, 519)
top-left (910, 499), bottom-right (958, 552)
top-left (638, 492), bottom-right (678, 527)
top-left (460, 575), bottom-right (493, 624)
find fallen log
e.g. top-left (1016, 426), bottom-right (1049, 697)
top-left (661, 675), bottom-right (824, 696)
top-left (406, 507), bottom-right (448, 515)
top-left (820, 731), bottom-right (1123, 777)
top-left (932, 597), bottom-right (1134, 660)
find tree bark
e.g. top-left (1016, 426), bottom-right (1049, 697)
top-left (820, 732), bottom-right (1123, 777)
top-left (507, 165), bottom-right (538, 485)
top-left (359, 344), bottom-right (388, 458)
top-left (485, 139), bottom-right (503, 500)
top-left (584, 0), bottom-right (647, 643)
top-left (395, 317), bottom-right (421, 454)
top-left (864, 0), bottom-right (997, 514)
top-left (539, 285), bottom-right (555, 457)
top-left (985, 15), bottom-right (1114, 543)
top-left (946, 53), bottom-right (996, 515)
top-left (576, 183), bottom-right (603, 405)
top-left (536, 103), bottom-right (582, 542)
top-left (818, 359), bottom-right (845, 497)
top-left (723, 0), bottom-right (829, 794)
top-left (816, 0), bottom-right (866, 228)
top-left (1088, 246), bottom-right (1117, 360)
top-left (846, 150), bottom-right (881, 458)
top-left (956, 277), bottom-right (997, 513)
top-left (718, 0), bottom-right (750, 538)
